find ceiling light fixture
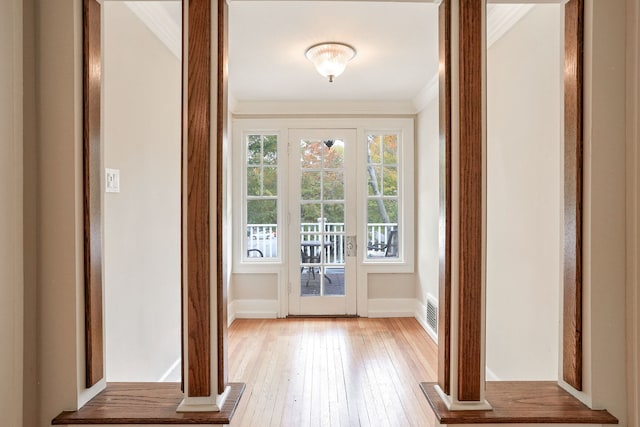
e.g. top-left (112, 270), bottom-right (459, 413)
top-left (305, 42), bottom-right (357, 83)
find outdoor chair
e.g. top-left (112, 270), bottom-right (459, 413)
top-left (367, 229), bottom-right (398, 257)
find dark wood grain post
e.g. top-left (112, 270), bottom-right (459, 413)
top-left (83, 0), bottom-right (104, 388)
top-left (457, 0), bottom-right (484, 402)
top-left (437, 0), bottom-right (452, 397)
top-left (185, 0), bottom-right (212, 399)
top-left (216, 0), bottom-right (229, 396)
top-left (435, 0), bottom-right (486, 406)
top-left (563, 0), bottom-right (584, 391)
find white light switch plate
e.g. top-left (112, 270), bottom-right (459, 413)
top-left (106, 168), bottom-right (120, 193)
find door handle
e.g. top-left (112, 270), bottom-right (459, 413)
top-left (346, 236), bottom-right (357, 257)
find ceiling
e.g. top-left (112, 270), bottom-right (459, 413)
top-left (228, 2), bottom-right (439, 104)
top-left (124, 1), bottom-right (534, 110)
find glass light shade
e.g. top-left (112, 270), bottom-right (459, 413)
top-left (305, 42), bottom-right (356, 82)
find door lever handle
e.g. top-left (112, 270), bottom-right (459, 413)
top-left (346, 236), bottom-right (357, 257)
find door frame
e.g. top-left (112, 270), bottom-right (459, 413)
top-left (288, 128), bottom-right (358, 316)
top-left (231, 117), bottom-right (415, 318)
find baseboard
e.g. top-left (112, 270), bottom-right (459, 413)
top-left (415, 300), bottom-right (438, 344)
top-left (228, 299), bottom-right (279, 325)
top-left (485, 366), bottom-right (500, 381)
top-left (367, 298), bottom-right (416, 318)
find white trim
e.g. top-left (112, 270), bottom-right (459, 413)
top-left (435, 384), bottom-right (492, 411)
top-left (412, 4), bottom-right (535, 113)
top-left (485, 366), bottom-right (500, 381)
top-left (486, 4), bottom-right (534, 47)
top-left (157, 358), bottom-right (182, 382)
top-left (449, 0), bottom-right (461, 405)
top-left (414, 300), bottom-right (438, 343)
top-left (627, 0), bottom-right (640, 424)
top-left (412, 75), bottom-right (439, 113)
top-left (124, 1), bottom-right (181, 59)
top-left (232, 100), bottom-right (417, 116)
top-left (367, 298), bottom-right (416, 317)
top-left (177, 386), bottom-right (230, 413)
top-left (435, 424), bottom-right (605, 427)
top-left (230, 299), bottom-right (279, 319)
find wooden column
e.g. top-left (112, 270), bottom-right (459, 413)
top-left (216, 0), bottom-right (229, 396)
top-left (436, 0), bottom-right (489, 409)
top-left (83, 0), bottom-right (104, 388)
top-left (437, 0), bottom-right (452, 397)
top-left (457, 0), bottom-right (484, 403)
top-left (563, 0), bottom-right (584, 392)
top-left (178, 0), bottom-right (237, 411)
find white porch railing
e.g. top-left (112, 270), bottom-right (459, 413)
top-left (246, 222), bottom-right (398, 261)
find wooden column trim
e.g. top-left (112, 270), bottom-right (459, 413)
top-left (457, 0), bottom-right (483, 402)
top-left (437, 0), bottom-right (452, 397)
top-left (216, 0), bottom-right (229, 396)
top-left (563, 0), bottom-right (584, 391)
top-left (83, 0), bottom-right (104, 388)
top-left (186, 0), bottom-right (211, 398)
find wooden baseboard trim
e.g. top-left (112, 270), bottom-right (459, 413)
top-left (420, 381), bottom-right (618, 424)
top-left (52, 382), bottom-right (245, 425)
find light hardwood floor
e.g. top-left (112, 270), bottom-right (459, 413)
top-left (227, 317), bottom-right (438, 427)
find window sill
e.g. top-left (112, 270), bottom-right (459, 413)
top-left (52, 382), bottom-right (245, 425)
top-left (420, 381), bottom-right (618, 424)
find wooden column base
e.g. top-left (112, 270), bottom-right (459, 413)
top-left (420, 381), bottom-right (617, 425)
top-left (52, 382), bottom-right (245, 425)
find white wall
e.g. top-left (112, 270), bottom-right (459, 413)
top-left (0, 0), bottom-right (24, 426)
top-left (36, 1), bottom-right (91, 424)
top-left (415, 99), bottom-right (440, 308)
top-left (579, 0), bottom-right (628, 422)
top-left (485, 5), bottom-right (561, 380)
top-left (103, 2), bottom-right (181, 382)
top-left (627, 0), bottom-right (640, 424)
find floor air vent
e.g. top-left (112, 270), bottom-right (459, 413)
top-left (426, 296), bottom-right (438, 336)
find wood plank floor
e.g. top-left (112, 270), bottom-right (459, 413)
top-left (227, 317), bottom-right (438, 427)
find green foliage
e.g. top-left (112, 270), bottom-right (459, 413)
top-left (367, 134), bottom-right (399, 224)
top-left (244, 133), bottom-right (400, 226)
top-left (246, 135), bottom-right (278, 224)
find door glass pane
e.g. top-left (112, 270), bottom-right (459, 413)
top-left (299, 138), bottom-right (345, 296)
top-left (323, 170), bottom-right (344, 200)
top-left (301, 171), bottom-right (321, 200)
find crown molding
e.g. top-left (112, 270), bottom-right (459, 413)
top-left (486, 4), bottom-right (535, 47)
top-left (231, 100), bottom-right (417, 116)
top-left (411, 4), bottom-right (535, 112)
top-left (124, 1), bottom-right (181, 60)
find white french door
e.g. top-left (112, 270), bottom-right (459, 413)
top-left (288, 129), bottom-right (357, 315)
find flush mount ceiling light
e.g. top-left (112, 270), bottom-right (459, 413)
top-left (305, 42), bottom-right (357, 83)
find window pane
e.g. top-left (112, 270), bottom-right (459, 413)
top-left (246, 167), bottom-right (261, 196)
top-left (324, 203), bottom-right (344, 225)
top-left (263, 167), bottom-right (277, 196)
top-left (367, 165), bottom-right (383, 196)
top-left (368, 135), bottom-right (382, 164)
top-left (382, 166), bottom-right (398, 196)
top-left (324, 141), bottom-right (344, 169)
top-left (247, 135), bottom-right (261, 165)
top-left (244, 133), bottom-right (279, 260)
top-left (263, 135), bottom-right (278, 165)
top-left (301, 171), bottom-right (321, 201)
top-left (323, 170), bottom-right (344, 201)
top-left (300, 140), bottom-right (323, 169)
top-left (247, 199), bottom-right (277, 224)
top-left (383, 134), bottom-right (398, 164)
top-left (301, 203), bottom-right (322, 224)
top-left (382, 199), bottom-right (398, 223)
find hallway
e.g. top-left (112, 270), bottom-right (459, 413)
top-left (228, 317), bottom-right (437, 427)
